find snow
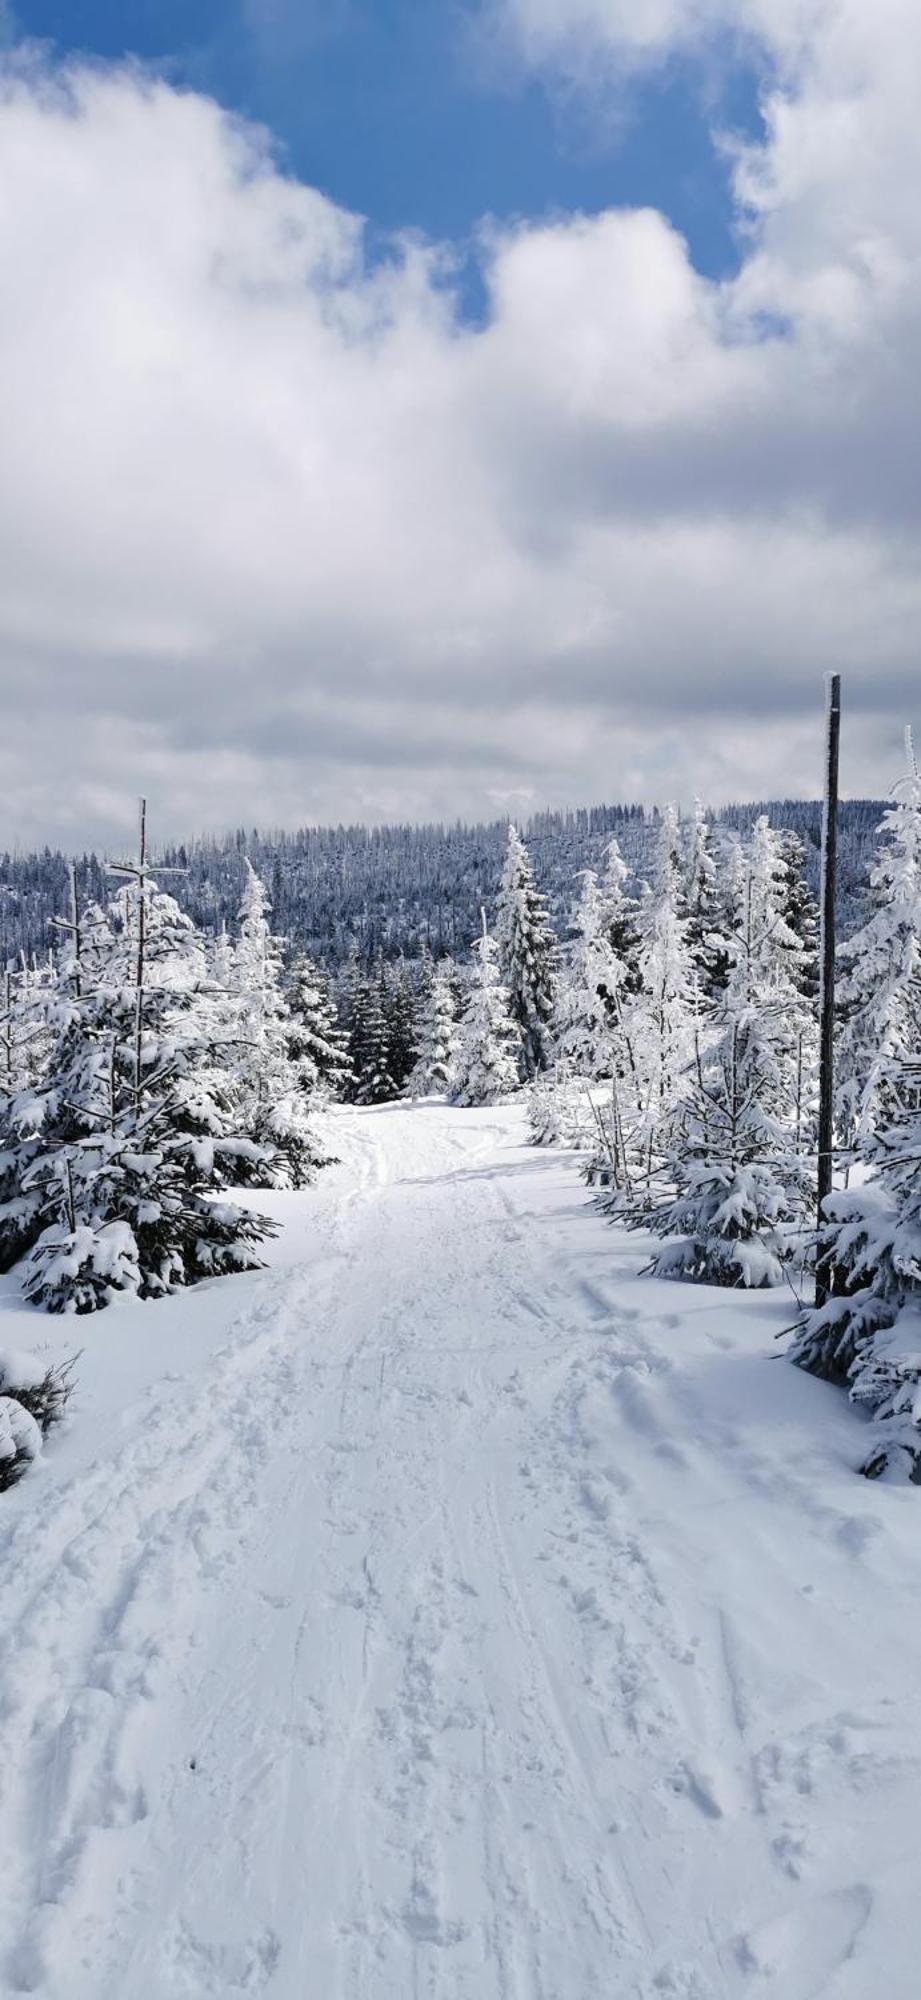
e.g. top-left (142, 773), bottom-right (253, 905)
top-left (1, 1101), bottom-right (920, 1997)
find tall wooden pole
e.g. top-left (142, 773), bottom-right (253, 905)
top-left (815, 673), bottom-right (841, 1308)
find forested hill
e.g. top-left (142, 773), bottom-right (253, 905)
top-left (0, 797), bottom-right (885, 969)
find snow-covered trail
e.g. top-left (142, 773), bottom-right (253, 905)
top-left (2, 1103), bottom-right (920, 2000)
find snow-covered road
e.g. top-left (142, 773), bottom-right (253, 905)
top-left (2, 1103), bottom-right (920, 1999)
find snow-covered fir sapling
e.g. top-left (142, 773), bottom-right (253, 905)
top-left (232, 860), bottom-right (329, 1184)
top-left (407, 965), bottom-right (459, 1098)
top-left (495, 824), bottom-right (558, 1080)
top-left (836, 730), bottom-right (921, 1155)
top-left (18, 807), bottom-right (276, 1314)
top-left (683, 798), bottom-right (728, 999)
top-left (648, 831), bottom-right (815, 1287)
top-left (451, 913), bottom-right (521, 1105)
top-left (790, 1052), bottom-right (921, 1479)
top-left (341, 951), bottom-right (400, 1104)
top-left (631, 804), bottom-right (699, 1191)
top-left (286, 951), bottom-right (350, 1101)
top-left (532, 862), bottom-right (639, 1151)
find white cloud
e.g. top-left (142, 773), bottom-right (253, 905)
top-left (0, 22), bottom-right (918, 850)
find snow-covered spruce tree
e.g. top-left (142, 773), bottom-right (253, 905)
top-left (532, 866), bottom-right (640, 1151)
top-left (745, 815), bottom-right (819, 1154)
top-left (451, 915), bottom-right (521, 1105)
top-left (407, 964), bottom-right (459, 1097)
top-left (648, 914), bottom-right (814, 1288)
top-left (18, 816), bottom-right (275, 1313)
top-left (286, 951), bottom-right (350, 1101)
top-left (789, 1053), bottom-right (921, 1479)
top-left (495, 824), bottom-right (557, 1080)
top-left (779, 829), bottom-right (820, 1003)
top-left (342, 953), bottom-right (399, 1105)
top-left (598, 835), bottom-right (643, 998)
top-left (836, 732), bottom-right (921, 1154)
top-left (631, 804), bottom-right (699, 1183)
top-left (232, 861), bottom-right (327, 1185)
top-left (0, 896), bottom-right (117, 1271)
top-left (384, 959), bottom-right (421, 1096)
top-left (683, 798), bottom-right (728, 999)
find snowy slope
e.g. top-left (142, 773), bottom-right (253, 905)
top-left (1, 1103), bottom-right (919, 1999)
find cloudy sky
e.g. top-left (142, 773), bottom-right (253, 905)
top-left (0, 0), bottom-right (917, 850)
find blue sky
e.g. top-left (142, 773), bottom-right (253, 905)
top-left (13, 0), bottom-right (762, 291)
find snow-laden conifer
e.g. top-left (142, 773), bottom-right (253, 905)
top-left (451, 916), bottom-right (520, 1105)
top-left (15, 824), bottom-right (275, 1313)
top-left (790, 1052), bottom-right (921, 1479)
top-left (632, 804), bottom-right (699, 1174)
top-left (836, 732), bottom-right (921, 1151)
top-left (232, 861), bottom-right (327, 1185)
top-left (342, 953), bottom-right (398, 1104)
top-left (683, 799), bottom-right (727, 998)
top-left (287, 951), bottom-right (350, 1101)
top-left (495, 825), bottom-right (557, 1079)
top-left (408, 965), bottom-right (459, 1097)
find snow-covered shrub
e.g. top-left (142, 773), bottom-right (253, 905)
top-left (0, 1396), bottom-right (41, 1491)
top-left (0, 1346), bottom-right (76, 1435)
top-left (0, 1346), bottom-right (74, 1489)
top-left (528, 1069), bottom-right (594, 1149)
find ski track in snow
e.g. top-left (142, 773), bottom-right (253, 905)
top-left (1, 1102), bottom-right (920, 1998)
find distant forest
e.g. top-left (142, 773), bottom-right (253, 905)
top-left (0, 797), bottom-right (887, 970)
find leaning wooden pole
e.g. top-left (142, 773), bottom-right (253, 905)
top-left (815, 672), bottom-right (841, 1308)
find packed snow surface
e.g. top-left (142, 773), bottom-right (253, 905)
top-left (1, 1103), bottom-right (919, 1998)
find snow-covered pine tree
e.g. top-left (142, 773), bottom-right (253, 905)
top-left (232, 861), bottom-right (327, 1185)
top-left (451, 914), bottom-right (521, 1105)
top-left (556, 869), bottom-right (627, 1081)
top-left (533, 865), bottom-right (641, 1151)
top-left (648, 896), bottom-right (814, 1287)
top-left (789, 1051), bottom-right (921, 1479)
top-left (407, 964), bottom-right (458, 1097)
top-left (286, 951), bottom-right (350, 1101)
top-left (17, 813), bottom-right (275, 1312)
top-left (384, 959), bottom-right (421, 1096)
top-left (495, 824), bottom-right (557, 1079)
top-left (598, 836), bottom-right (642, 997)
top-left (342, 952), bottom-right (398, 1105)
top-left (683, 798), bottom-right (727, 999)
top-left (631, 804), bottom-right (699, 1180)
top-left (836, 732), bottom-right (921, 1154)
top-left (779, 829), bottom-right (820, 1002)
top-left (745, 814), bottom-right (819, 1152)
